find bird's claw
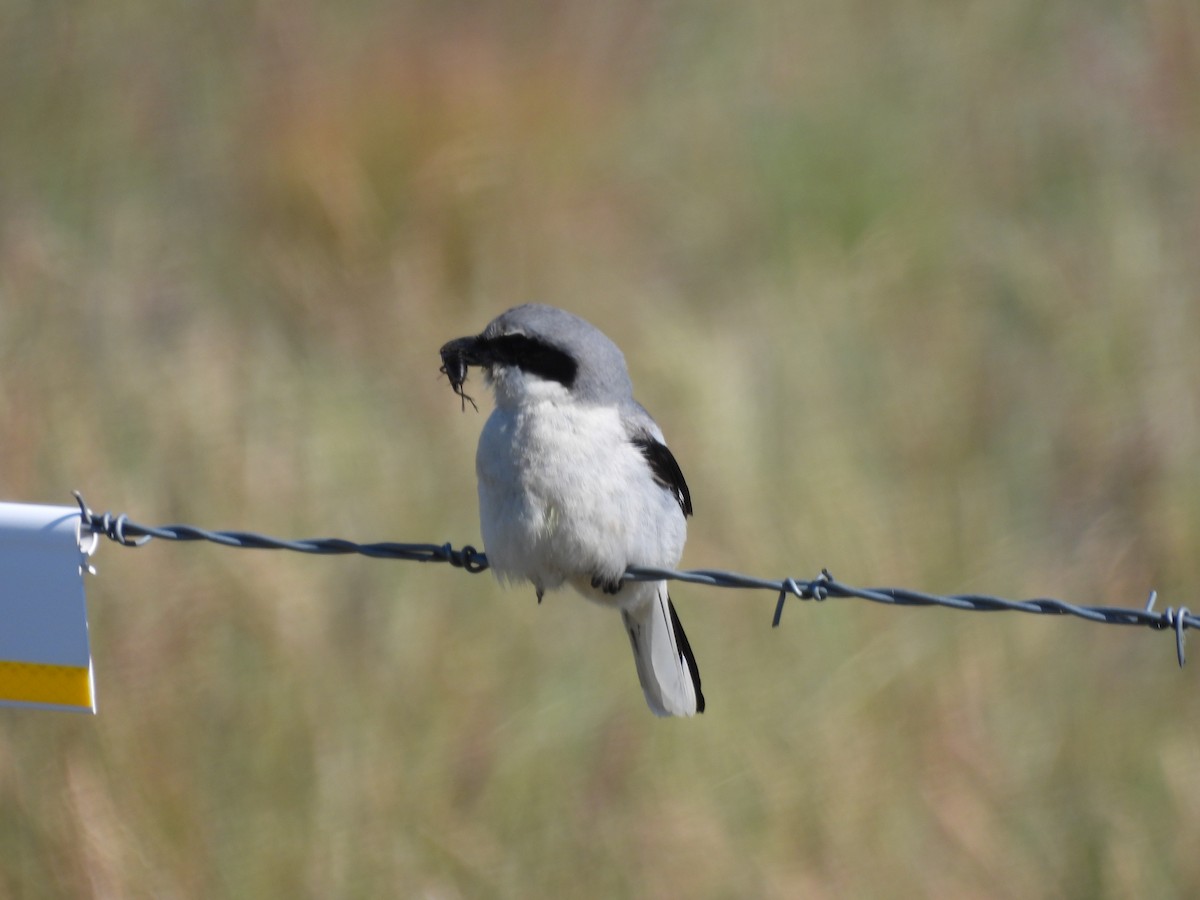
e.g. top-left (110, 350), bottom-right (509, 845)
top-left (590, 574), bottom-right (624, 595)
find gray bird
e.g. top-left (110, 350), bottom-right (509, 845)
top-left (440, 304), bottom-right (704, 716)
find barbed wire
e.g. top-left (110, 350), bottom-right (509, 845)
top-left (73, 491), bottom-right (1195, 667)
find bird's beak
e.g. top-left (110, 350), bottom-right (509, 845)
top-left (439, 335), bottom-right (486, 410)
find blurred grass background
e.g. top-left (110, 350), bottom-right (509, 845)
top-left (2, 0), bottom-right (1199, 896)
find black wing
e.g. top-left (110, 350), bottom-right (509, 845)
top-left (631, 435), bottom-right (693, 518)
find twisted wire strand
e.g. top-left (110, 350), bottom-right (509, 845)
top-left (73, 492), bottom-right (1194, 666)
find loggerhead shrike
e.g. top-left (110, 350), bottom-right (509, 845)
top-left (440, 304), bottom-right (704, 717)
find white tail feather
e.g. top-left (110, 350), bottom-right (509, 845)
top-left (621, 584), bottom-right (705, 717)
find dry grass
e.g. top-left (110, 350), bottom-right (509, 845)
top-left (2, 1), bottom-right (1200, 896)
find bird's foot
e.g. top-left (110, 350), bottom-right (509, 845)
top-left (590, 573), bottom-right (624, 595)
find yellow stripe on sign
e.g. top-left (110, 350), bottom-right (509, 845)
top-left (0, 660), bottom-right (93, 708)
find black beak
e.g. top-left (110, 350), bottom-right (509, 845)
top-left (439, 336), bottom-right (485, 411)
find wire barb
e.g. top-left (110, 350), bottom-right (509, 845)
top-left (772, 570), bottom-right (832, 628)
top-left (72, 492), bottom-right (1197, 668)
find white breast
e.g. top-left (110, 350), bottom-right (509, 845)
top-left (475, 396), bottom-right (686, 604)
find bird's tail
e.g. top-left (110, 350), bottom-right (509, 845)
top-left (621, 584), bottom-right (705, 717)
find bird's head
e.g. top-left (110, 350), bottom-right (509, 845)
top-left (440, 304), bottom-right (632, 411)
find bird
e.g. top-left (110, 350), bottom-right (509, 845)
top-left (439, 304), bottom-right (704, 717)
